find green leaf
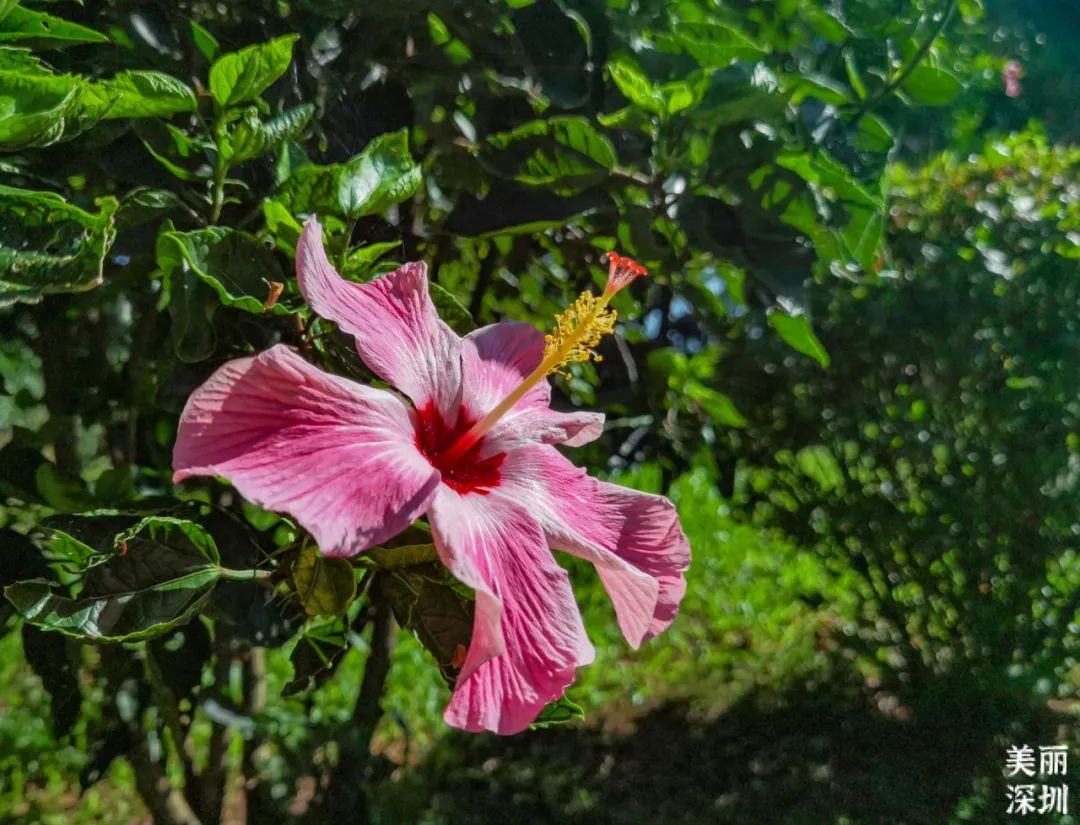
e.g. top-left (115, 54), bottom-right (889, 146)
top-left (428, 282), bottom-right (474, 334)
top-left (89, 70), bottom-right (196, 118)
top-left (768, 312), bottom-right (831, 367)
top-left (155, 221), bottom-right (217, 362)
top-left (158, 226), bottom-right (288, 316)
top-left (285, 129), bottom-right (421, 219)
top-left (189, 19), bottom-right (219, 61)
top-left (5, 517), bottom-right (222, 643)
top-left (336, 129), bottom-right (421, 218)
top-left (136, 120), bottom-right (210, 182)
top-left (685, 381), bottom-right (747, 427)
top-left (901, 64), bottom-right (964, 106)
top-left (485, 115), bottom-right (617, 187)
top-left (292, 544), bottom-right (356, 618)
top-left (376, 563), bottom-right (474, 685)
top-left (0, 6), bottom-right (108, 46)
top-left (673, 21), bottom-right (765, 67)
top-left (231, 103), bottom-right (315, 164)
top-left (776, 149), bottom-right (883, 209)
top-left (341, 240), bottom-right (402, 281)
top-left (0, 68), bottom-right (86, 148)
top-left (607, 58), bottom-right (667, 116)
top-left (282, 617), bottom-right (348, 697)
top-left (209, 34), bottom-right (298, 108)
top-left (530, 695), bottom-right (584, 729)
top-left (0, 186), bottom-right (118, 307)
top-left (795, 445), bottom-right (845, 492)
top-left (35, 462), bottom-right (93, 511)
top-left (855, 113), bottom-right (894, 154)
top-left (786, 73), bottom-right (851, 106)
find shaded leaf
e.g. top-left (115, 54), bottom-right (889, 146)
top-left (282, 617), bottom-right (348, 697)
top-left (376, 563), bottom-right (474, 686)
top-left (293, 544), bottom-right (356, 617)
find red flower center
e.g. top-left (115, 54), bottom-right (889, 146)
top-left (415, 402), bottom-right (505, 495)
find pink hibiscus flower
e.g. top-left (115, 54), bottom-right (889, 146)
top-left (173, 219), bottom-right (690, 734)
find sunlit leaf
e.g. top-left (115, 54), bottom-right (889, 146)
top-left (209, 34), bottom-right (298, 108)
top-left (0, 186), bottom-right (118, 306)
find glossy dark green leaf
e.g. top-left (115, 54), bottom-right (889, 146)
top-left (0, 186), bottom-right (118, 306)
top-left (376, 563), bottom-right (474, 686)
top-left (209, 34), bottom-right (298, 108)
top-left (5, 516), bottom-right (223, 643)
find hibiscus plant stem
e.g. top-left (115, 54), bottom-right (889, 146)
top-left (217, 567), bottom-right (274, 582)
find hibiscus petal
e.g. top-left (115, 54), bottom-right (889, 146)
top-left (173, 344), bottom-right (440, 557)
top-left (296, 218), bottom-right (462, 416)
top-left (501, 445), bottom-right (690, 648)
top-left (428, 486), bottom-right (594, 735)
top-left (462, 321), bottom-right (604, 452)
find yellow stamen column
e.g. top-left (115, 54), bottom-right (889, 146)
top-left (438, 253), bottom-right (647, 464)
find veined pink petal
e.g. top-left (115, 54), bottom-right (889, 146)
top-left (296, 218), bottom-right (462, 417)
top-left (500, 445), bottom-right (690, 648)
top-left (463, 321), bottom-right (604, 453)
top-left (428, 485), bottom-right (595, 735)
top-left (173, 344), bottom-right (440, 557)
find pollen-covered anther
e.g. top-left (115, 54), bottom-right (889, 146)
top-left (543, 291), bottom-right (618, 378)
top-left (604, 252), bottom-right (648, 297)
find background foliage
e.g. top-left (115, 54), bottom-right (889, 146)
top-left (0, 0), bottom-right (1077, 823)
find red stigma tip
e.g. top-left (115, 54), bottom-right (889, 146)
top-left (604, 251), bottom-right (648, 296)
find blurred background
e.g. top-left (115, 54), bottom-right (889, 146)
top-left (0, 0), bottom-right (1078, 823)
